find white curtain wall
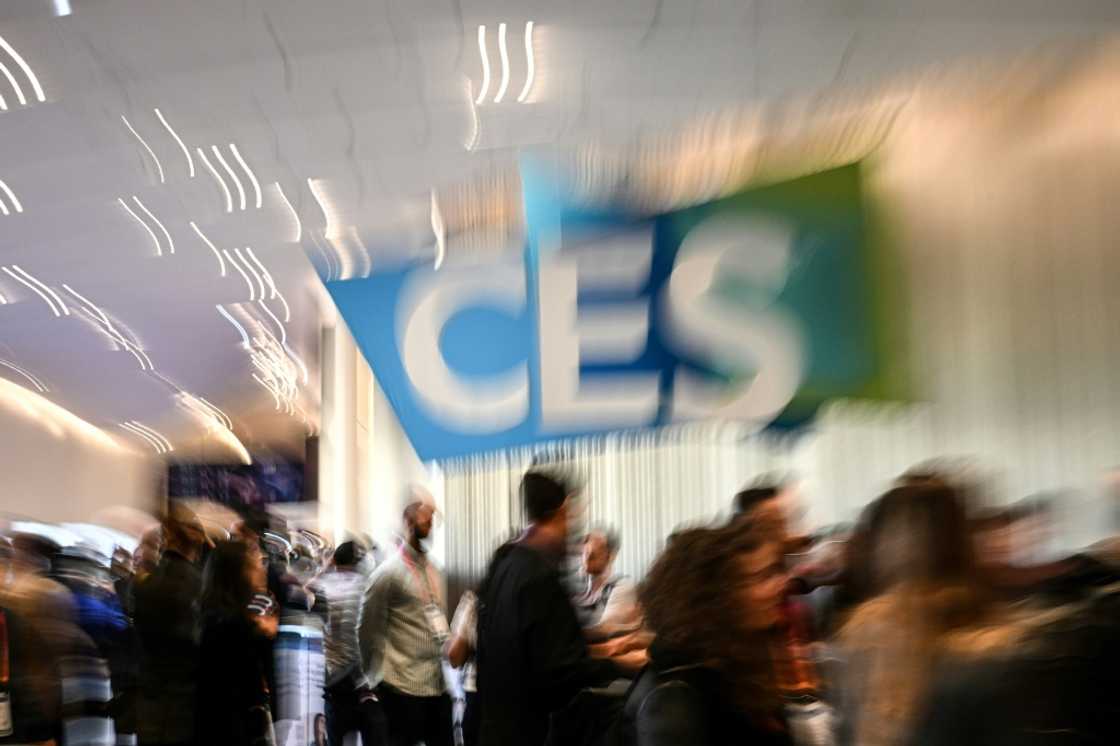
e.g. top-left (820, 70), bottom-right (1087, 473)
top-left (440, 57), bottom-right (1120, 597)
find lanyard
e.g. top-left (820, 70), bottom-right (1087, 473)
top-left (399, 547), bottom-right (437, 607)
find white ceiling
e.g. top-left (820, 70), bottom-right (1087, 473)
top-left (0, 0), bottom-right (1118, 460)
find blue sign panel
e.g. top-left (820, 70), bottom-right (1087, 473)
top-left (327, 164), bottom-right (901, 461)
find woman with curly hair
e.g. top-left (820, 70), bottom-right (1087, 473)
top-left (611, 523), bottom-right (793, 746)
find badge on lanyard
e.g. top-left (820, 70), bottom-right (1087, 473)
top-left (424, 603), bottom-right (451, 643)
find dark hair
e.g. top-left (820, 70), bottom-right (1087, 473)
top-left (640, 523), bottom-right (778, 721)
top-left (521, 470), bottom-right (575, 522)
top-left (200, 540), bottom-right (257, 619)
top-left (585, 526), bottom-right (620, 556)
top-left (333, 541), bottom-right (362, 568)
top-left (733, 486), bottom-right (780, 516)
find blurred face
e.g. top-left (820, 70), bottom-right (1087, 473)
top-left (735, 543), bottom-right (788, 631)
top-left (410, 504), bottom-right (435, 541)
top-left (749, 496), bottom-right (791, 547)
top-left (582, 533), bottom-right (612, 577)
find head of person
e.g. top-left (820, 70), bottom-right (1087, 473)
top-left (403, 491), bottom-right (436, 546)
top-left (733, 484), bottom-right (798, 550)
top-left (866, 482), bottom-right (975, 593)
top-left (163, 503), bottom-right (206, 562)
top-left (641, 523), bottom-right (787, 718)
top-left (332, 540), bottom-right (363, 571)
top-left (521, 469), bottom-right (579, 540)
top-left (135, 526), bottom-right (162, 574)
top-left (200, 540), bottom-right (267, 619)
top-left (582, 527), bottom-right (620, 578)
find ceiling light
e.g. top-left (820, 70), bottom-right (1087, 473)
top-left (0, 179), bottom-right (23, 213)
top-left (274, 183), bottom-right (302, 242)
top-left (517, 22), bottom-right (536, 103)
top-left (465, 78), bottom-right (481, 151)
top-left (153, 108), bottom-right (194, 178)
top-left (119, 422), bottom-right (165, 453)
top-left (0, 358), bottom-right (47, 392)
top-left (235, 248), bottom-right (266, 300)
top-left (118, 197), bottom-right (162, 257)
top-left (244, 247), bottom-right (291, 323)
top-left (212, 145), bottom-right (246, 211)
top-left (12, 266), bottom-right (67, 315)
top-left (3, 266), bottom-right (59, 316)
top-left (431, 189), bottom-right (446, 269)
top-left (189, 221), bottom-right (226, 276)
top-left (306, 178), bottom-right (338, 239)
top-left (494, 23), bottom-right (510, 103)
top-left (63, 283), bottom-right (152, 370)
top-left (0, 59), bottom-right (22, 108)
top-left (131, 196), bottom-right (173, 255)
top-left (121, 115), bottom-right (165, 185)
top-left (475, 25), bottom-right (490, 104)
top-left (216, 304), bottom-right (251, 347)
top-left (128, 420), bottom-right (173, 453)
top-left (0, 34), bottom-right (45, 102)
top-left (229, 144), bottom-right (262, 209)
top-left (197, 147), bottom-right (232, 213)
top-left (222, 250), bottom-right (255, 301)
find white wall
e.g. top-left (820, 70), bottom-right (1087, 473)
top-left (0, 378), bottom-right (156, 525)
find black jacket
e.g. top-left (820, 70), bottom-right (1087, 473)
top-left (196, 611), bottom-right (275, 746)
top-left (133, 550), bottom-right (202, 745)
top-left (615, 654), bottom-right (793, 746)
top-left (477, 541), bottom-right (618, 746)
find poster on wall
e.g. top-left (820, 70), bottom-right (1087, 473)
top-left (327, 162), bottom-right (906, 461)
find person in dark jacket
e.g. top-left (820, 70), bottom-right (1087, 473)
top-left (133, 506), bottom-right (206, 746)
top-left (196, 540), bottom-right (278, 746)
top-left (476, 470), bottom-right (621, 746)
top-left (614, 523), bottom-right (792, 746)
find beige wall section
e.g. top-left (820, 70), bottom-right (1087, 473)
top-left (318, 317), bottom-right (433, 558)
top-left (0, 379), bottom-right (157, 524)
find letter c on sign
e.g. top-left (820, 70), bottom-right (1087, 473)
top-left (398, 265), bottom-right (530, 433)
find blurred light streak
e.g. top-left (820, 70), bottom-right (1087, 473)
top-left (230, 144), bottom-right (262, 209)
top-left (0, 59), bottom-right (21, 108)
top-left (189, 221), bottom-right (226, 276)
top-left (118, 197), bottom-right (162, 256)
top-left (517, 22), bottom-right (536, 103)
top-left (154, 108), bottom-right (195, 178)
top-left (0, 194), bottom-right (8, 216)
top-left (494, 23), bottom-right (510, 103)
top-left (132, 196), bottom-right (174, 254)
top-left (119, 422), bottom-right (167, 454)
top-left (475, 25), bottom-right (491, 104)
top-left (197, 396), bottom-right (234, 430)
top-left (431, 189), bottom-right (446, 269)
top-left (173, 391), bottom-right (251, 464)
top-left (197, 147), bottom-right (233, 213)
top-left (307, 178), bottom-right (338, 238)
top-left (465, 78), bottom-right (481, 151)
top-left (52, 1), bottom-right (73, 18)
top-left (62, 283), bottom-right (153, 370)
top-left (121, 115), bottom-right (165, 184)
top-left (0, 358), bottom-right (47, 392)
top-left (212, 145), bottom-right (246, 211)
top-left (3, 265), bottom-right (62, 316)
top-left (235, 248), bottom-right (266, 301)
top-left (128, 420), bottom-right (173, 452)
top-left (274, 183), bottom-right (302, 242)
top-left (244, 247), bottom-right (291, 322)
top-left (223, 249), bottom-right (256, 301)
top-left (0, 179), bottom-right (23, 213)
top-left (0, 376), bottom-right (120, 449)
top-left (216, 303), bottom-right (251, 347)
top-left (0, 34), bottom-right (42, 104)
top-left (13, 266), bottom-right (68, 316)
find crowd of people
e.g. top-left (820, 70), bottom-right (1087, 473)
top-left (3, 465), bottom-right (1120, 746)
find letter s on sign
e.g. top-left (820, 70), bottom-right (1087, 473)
top-left (661, 213), bottom-right (804, 429)
top-left (398, 265), bottom-right (530, 433)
